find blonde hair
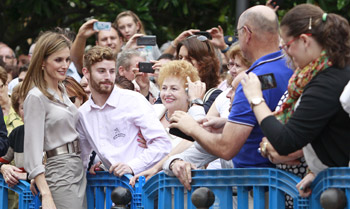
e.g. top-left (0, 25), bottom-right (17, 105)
top-left (83, 46), bottom-right (116, 72)
top-left (20, 31), bottom-right (71, 101)
top-left (114, 11), bottom-right (145, 41)
top-left (227, 42), bottom-right (252, 68)
top-left (158, 60), bottom-right (200, 88)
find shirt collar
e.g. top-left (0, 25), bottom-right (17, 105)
top-left (87, 86), bottom-right (118, 111)
top-left (46, 84), bottom-right (70, 106)
top-left (246, 50), bottom-right (285, 73)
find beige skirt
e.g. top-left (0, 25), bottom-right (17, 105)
top-left (45, 153), bottom-right (87, 209)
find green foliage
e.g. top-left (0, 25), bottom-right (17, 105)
top-left (0, 0), bottom-right (349, 55)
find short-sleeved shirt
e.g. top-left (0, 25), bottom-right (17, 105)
top-left (228, 50), bottom-right (293, 168)
top-left (215, 88), bottom-right (231, 118)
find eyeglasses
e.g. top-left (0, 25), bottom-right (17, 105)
top-left (281, 33), bottom-right (312, 51)
top-left (235, 25), bottom-right (252, 38)
top-left (235, 26), bottom-right (244, 38)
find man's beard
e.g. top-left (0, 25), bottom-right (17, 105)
top-left (90, 76), bottom-right (114, 95)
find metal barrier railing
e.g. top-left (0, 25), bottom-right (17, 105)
top-left (310, 168), bottom-right (350, 209)
top-left (142, 168), bottom-right (309, 209)
top-left (1, 168), bottom-right (349, 209)
top-left (0, 174), bottom-right (37, 209)
top-left (86, 172), bottom-right (145, 209)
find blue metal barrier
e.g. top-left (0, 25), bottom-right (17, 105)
top-left (1, 168), bottom-right (350, 209)
top-left (0, 174), bottom-right (37, 209)
top-left (0, 172), bottom-right (144, 209)
top-left (142, 168), bottom-right (309, 209)
top-left (310, 167), bottom-right (350, 209)
top-left (86, 171), bottom-right (145, 209)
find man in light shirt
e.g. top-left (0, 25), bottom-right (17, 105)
top-left (77, 46), bottom-right (171, 176)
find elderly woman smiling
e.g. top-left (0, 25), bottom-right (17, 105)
top-left (156, 60), bottom-right (200, 146)
top-left (129, 60), bottom-right (202, 185)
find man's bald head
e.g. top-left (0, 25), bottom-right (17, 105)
top-left (239, 5), bottom-right (279, 39)
top-left (237, 5), bottom-right (280, 62)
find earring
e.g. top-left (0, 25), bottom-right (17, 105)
top-left (42, 66), bottom-right (45, 70)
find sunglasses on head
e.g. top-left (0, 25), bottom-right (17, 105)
top-left (187, 35), bottom-right (211, 52)
top-left (187, 35), bottom-right (208, 42)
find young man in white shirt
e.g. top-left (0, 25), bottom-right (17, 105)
top-left (77, 46), bottom-right (171, 177)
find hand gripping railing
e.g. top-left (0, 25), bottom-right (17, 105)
top-left (0, 174), bottom-right (38, 209)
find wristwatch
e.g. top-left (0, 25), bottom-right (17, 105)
top-left (190, 98), bottom-right (204, 107)
top-left (250, 97), bottom-right (265, 108)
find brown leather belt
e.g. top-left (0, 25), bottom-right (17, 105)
top-left (46, 140), bottom-right (80, 158)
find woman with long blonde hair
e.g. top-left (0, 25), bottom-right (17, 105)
top-left (20, 31), bottom-right (86, 209)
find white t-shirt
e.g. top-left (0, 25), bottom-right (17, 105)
top-left (215, 88), bottom-right (231, 118)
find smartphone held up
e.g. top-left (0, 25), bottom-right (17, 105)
top-left (137, 35), bottom-right (157, 46)
top-left (194, 31), bottom-right (212, 40)
top-left (93, 22), bottom-right (111, 31)
top-left (138, 62), bottom-right (155, 73)
top-left (258, 73), bottom-right (277, 90)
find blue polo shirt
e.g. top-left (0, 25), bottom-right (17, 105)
top-left (228, 50), bottom-right (293, 168)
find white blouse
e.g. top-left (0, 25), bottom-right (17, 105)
top-left (23, 86), bottom-right (79, 179)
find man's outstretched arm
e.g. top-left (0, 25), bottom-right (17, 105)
top-left (170, 111), bottom-right (252, 160)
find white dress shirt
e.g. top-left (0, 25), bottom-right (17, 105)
top-left (77, 87), bottom-right (171, 175)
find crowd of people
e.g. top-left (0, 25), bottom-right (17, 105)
top-left (0, 1), bottom-right (349, 209)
